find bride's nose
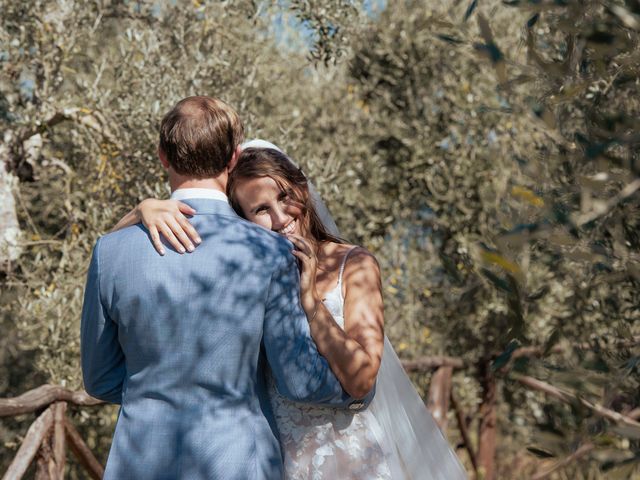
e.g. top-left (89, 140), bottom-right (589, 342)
top-left (270, 206), bottom-right (290, 231)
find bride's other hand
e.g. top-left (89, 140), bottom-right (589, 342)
top-left (287, 234), bottom-right (320, 312)
top-left (136, 199), bottom-right (201, 256)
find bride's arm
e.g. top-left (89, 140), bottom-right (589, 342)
top-left (111, 199), bottom-right (200, 255)
top-left (290, 238), bottom-right (384, 399)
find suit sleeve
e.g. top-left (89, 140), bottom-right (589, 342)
top-left (262, 249), bottom-right (369, 409)
top-left (80, 238), bottom-right (125, 404)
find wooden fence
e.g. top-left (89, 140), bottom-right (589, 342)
top-left (0, 386), bottom-right (105, 480)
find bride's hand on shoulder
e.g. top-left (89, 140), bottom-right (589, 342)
top-left (136, 199), bottom-right (201, 256)
top-left (287, 234), bottom-right (320, 313)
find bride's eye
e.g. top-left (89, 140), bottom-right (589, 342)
top-left (278, 191), bottom-right (290, 203)
top-left (255, 205), bottom-right (268, 215)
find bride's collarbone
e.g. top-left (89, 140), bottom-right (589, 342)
top-left (315, 243), bottom-right (357, 296)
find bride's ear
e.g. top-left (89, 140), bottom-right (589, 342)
top-left (228, 145), bottom-right (242, 172)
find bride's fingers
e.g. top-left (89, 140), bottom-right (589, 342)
top-left (158, 223), bottom-right (186, 253)
top-left (177, 201), bottom-right (197, 217)
top-left (291, 249), bottom-right (312, 270)
top-left (288, 236), bottom-right (300, 250)
top-left (177, 215), bottom-right (202, 245)
top-left (291, 249), bottom-right (307, 262)
top-left (288, 235), bottom-right (312, 257)
top-left (148, 225), bottom-right (166, 256)
top-left (165, 217), bottom-right (195, 252)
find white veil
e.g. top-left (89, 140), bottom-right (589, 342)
top-left (241, 140), bottom-right (467, 480)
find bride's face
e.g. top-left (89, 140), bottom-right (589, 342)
top-left (235, 176), bottom-right (303, 236)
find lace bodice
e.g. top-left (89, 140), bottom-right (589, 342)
top-left (268, 247), bottom-right (393, 479)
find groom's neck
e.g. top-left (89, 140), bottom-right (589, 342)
top-left (169, 173), bottom-right (228, 194)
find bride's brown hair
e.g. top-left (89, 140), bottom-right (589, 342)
top-left (227, 148), bottom-right (342, 245)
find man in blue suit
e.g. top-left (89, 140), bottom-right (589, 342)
top-left (81, 96), bottom-right (365, 479)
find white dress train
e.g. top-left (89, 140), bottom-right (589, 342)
top-left (370, 337), bottom-right (467, 479)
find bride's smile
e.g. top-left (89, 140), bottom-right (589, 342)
top-left (277, 218), bottom-right (297, 235)
top-left (233, 175), bottom-right (303, 236)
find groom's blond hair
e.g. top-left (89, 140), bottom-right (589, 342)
top-left (159, 96), bottom-right (244, 178)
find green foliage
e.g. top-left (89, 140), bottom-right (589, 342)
top-left (287, 0), bottom-right (363, 64)
top-left (347, 0), bottom-right (640, 475)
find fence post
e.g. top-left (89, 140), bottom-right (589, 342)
top-left (2, 406), bottom-right (55, 480)
top-left (427, 366), bottom-right (453, 432)
top-left (477, 358), bottom-right (497, 480)
top-left (53, 402), bottom-right (67, 479)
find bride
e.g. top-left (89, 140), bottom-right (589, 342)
top-left (113, 140), bottom-right (467, 480)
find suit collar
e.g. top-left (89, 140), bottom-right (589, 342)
top-left (170, 188), bottom-right (228, 202)
top-left (178, 198), bottom-right (238, 217)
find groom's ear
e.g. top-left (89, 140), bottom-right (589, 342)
top-left (227, 145), bottom-right (242, 172)
top-left (158, 147), bottom-right (170, 171)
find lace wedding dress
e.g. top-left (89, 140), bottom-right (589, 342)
top-left (268, 249), bottom-right (394, 479)
top-left (267, 249), bottom-right (467, 480)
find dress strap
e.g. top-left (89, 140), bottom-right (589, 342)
top-left (337, 247), bottom-right (358, 299)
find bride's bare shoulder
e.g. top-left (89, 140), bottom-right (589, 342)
top-left (337, 244), bottom-right (380, 281)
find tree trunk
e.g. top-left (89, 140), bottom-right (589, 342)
top-left (0, 133), bottom-right (22, 269)
top-left (477, 359), bottom-right (497, 480)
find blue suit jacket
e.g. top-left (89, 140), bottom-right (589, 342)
top-left (81, 198), bottom-right (364, 480)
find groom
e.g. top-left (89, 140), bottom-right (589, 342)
top-left (81, 96), bottom-right (365, 479)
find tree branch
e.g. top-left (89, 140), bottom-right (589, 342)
top-left (18, 108), bottom-right (122, 149)
top-left (531, 443), bottom-right (595, 480)
top-left (576, 178), bottom-right (640, 226)
top-left (626, 408), bottom-right (640, 420)
top-left (507, 336), bottom-right (640, 364)
top-left (512, 374), bottom-right (640, 430)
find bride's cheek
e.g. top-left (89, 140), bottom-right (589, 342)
top-left (285, 204), bottom-right (303, 218)
top-left (251, 215), bottom-right (272, 231)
